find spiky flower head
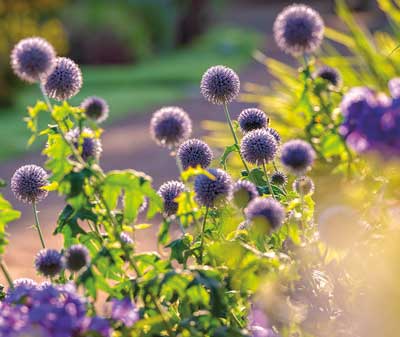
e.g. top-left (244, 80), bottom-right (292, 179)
top-left (150, 106), bottom-right (192, 148)
top-left (267, 127), bottom-right (281, 144)
top-left (273, 4), bottom-right (324, 56)
top-left (232, 180), bottom-right (258, 208)
top-left (293, 176), bottom-right (314, 195)
top-left (44, 57), bottom-right (82, 101)
top-left (66, 127), bottom-right (102, 161)
top-left (64, 244), bottom-right (90, 272)
top-left (313, 65), bottom-right (341, 87)
top-left (200, 65), bottom-right (240, 105)
top-left (11, 37), bottom-right (56, 83)
top-left (81, 96), bottom-right (109, 123)
top-left (270, 171), bottom-right (287, 186)
top-left (11, 165), bottom-right (48, 204)
top-left (245, 197), bottom-right (285, 232)
top-left (194, 168), bottom-right (233, 207)
top-left (238, 108), bottom-right (269, 133)
top-left (6, 278), bottom-right (38, 303)
top-left (120, 232), bottom-right (133, 245)
top-left (34, 249), bottom-right (64, 277)
top-left (240, 129), bottom-right (278, 165)
top-left (281, 139), bottom-right (315, 174)
top-left (177, 138), bottom-right (213, 171)
top-left (158, 180), bottom-right (186, 216)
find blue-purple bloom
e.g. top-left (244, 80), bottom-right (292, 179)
top-left (5, 278), bottom-right (38, 304)
top-left (273, 4), bottom-right (324, 56)
top-left (281, 140), bottom-right (315, 174)
top-left (11, 165), bottom-right (49, 204)
top-left (120, 232), bottom-right (134, 244)
top-left (200, 65), bottom-right (240, 105)
top-left (245, 197), bottom-right (285, 231)
top-left (66, 127), bottom-right (102, 161)
top-left (177, 138), bottom-right (213, 171)
top-left (81, 96), bottom-right (109, 123)
top-left (313, 65), bottom-right (341, 87)
top-left (194, 168), bottom-right (233, 207)
top-left (64, 244), bottom-right (90, 271)
top-left (150, 106), bottom-right (192, 148)
top-left (44, 57), bottom-right (82, 101)
top-left (34, 249), bottom-right (63, 277)
top-left (158, 180), bottom-right (186, 216)
top-left (267, 128), bottom-right (281, 144)
top-left (240, 129), bottom-right (278, 165)
top-left (111, 298), bottom-right (139, 327)
top-left (270, 171), bottom-right (287, 186)
top-left (11, 37), bottom-right (56, 83)
top-left (238, 108), bottom-right (268, 133)
top-left (232, 180), bottom-right (258, 208)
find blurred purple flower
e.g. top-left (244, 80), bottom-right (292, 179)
top-left (111, 298), bottom-right (139, 327)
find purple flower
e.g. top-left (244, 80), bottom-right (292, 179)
top-left (81, 96), bottom-right (109, 123)
top-left (240, 129), bottom-right (278, 165)
top-left (0, 302), bottom-right (29, 336)
top-left (200, 65), bottom-right (240, 105)
top-left (238, 108), bottom-right (268, 133)
top-left (232, 180), bottom-right (258, 208)
top-left (389, 77), bottom-right (400, 99)
top-left (281, 140), bottom-right (315, 175)
top-left (273, 4), bottom-right (324, 56)
top-left (313, 65), bottom-right (341, 87)
top-left (34, 249), bottom-right (64, 277)
top-left (5, 278), bottom-right (38, 304)
top-left (111, 298), bottom-right (139, 327)
top-left (245, 197), bottom-right (285, 231)
top-left (87, 316), bottom-right (112, 337)
top-left (266, 128), bottom-right (281, 144)
top-left (66, 128), bottom-right (102, 161)
top-left (270, 172), bottom-right (287, 186)
top-left (177, 138), bottom-right (213, 171)
top-left (158, 181), bottom-right (186, 216)
top-left (64, 244), bottom-right (90, 272)
top-left (11, 165), bottom-right (49, 204)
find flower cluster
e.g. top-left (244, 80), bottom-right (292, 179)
top-left (340, 81), bottom-right (400, 158)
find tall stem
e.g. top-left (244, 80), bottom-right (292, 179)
top-left (199, 206), bottom-right (209, 264)
top-left (223, 103), bottom-right (249, 174)
top-left (262, 162), bottom-right (276, 200)
top-left (32, 202), bottom-right (46, 249)
top-left (0, 260), bottom-right (13, 288)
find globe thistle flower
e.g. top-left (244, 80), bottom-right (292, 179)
top-left (273, 4), bottom-right (324, 56)
top-left (270, 171), bottom-right (287, 186)
top-left (157, 180), bottom-right (186, 216)
top-left (177, 138), bottom-right (213, 171)
top-left (120, 232), bottom-right (134, 245)
top-left (267, 127), bottom-right (281, 144)
top-left (66, 127), bottom-right (102, 161)
top-left (5, 278), bottom-right (38, 303)
top-left (293, 176), bottom-right (314, 195)
top-left (64, 244), bottom-right (90, 272)
top-left (245, 197), bottom-right (285, 232)
top-left (200, 65), bottom-right (240, 105)
top-left (11, 165), bottom-right (49, 204)
top-left (313, 65), bottom-right (341, 87)
top-left (34, 249), bottom-right (64, 277)
top-left (111, 298), bottom-right (139, 327)
top-left (232, 180), bottom-right (258, 208)
top-left (238, 108), bottom-right (268, 133)
top-left (150, 106), bottom-right (192, 148)
top-left (240, 129), bottom-right (278, 165)
top-left (194, 168), bottom-right (233, 207)
top-left (11, 37), bottom-right (56, 83)
top-left (81, 96), bottom-right (109, 123)
top-left (281, 140), bottom-right (316, 174)
top-left (44, 57), bottom-right (82, 101)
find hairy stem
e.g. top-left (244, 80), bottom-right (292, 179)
top-left (32, 202), bottom-right (46, 249)
top-left (0, 260), bottom-right (13, 288)
top-left (199, 206), bottom-right (209, 264)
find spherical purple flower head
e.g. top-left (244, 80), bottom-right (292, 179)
top-left (5, 278), bottom-right (38, 304)
top-left (313, 65), bottom-right (341, 87)
top-left (157, 180), bottom-right (186, 216)
top-left (111, 298), bottom-right (139, 327)
top-left (64, 244), bottom-right (90, 272)
top-left (81, 96), bottom-right (109, 123)
top-left (66, 127), bottom-right (102, 161)
top-left (177, 138), bottom-right (213, 171)
top-left (200, 65), bottom-right (240, 105)
top-left (293, 176), bottom-right (314, 195)
top-left (232, 180), bottom-right (258, 208)
top-left (120, 232), bottom-right (133, 244)
top-left (194, 168), bottom-right (233, 207)
top-left (11, 37), bottom-right (56, 83)
top-left (11, 165), bottom-right (48, 204)
top-left (238, 108), bottom-right (269, 133)
top-left (44, 57), bottom-right (82, 101)
top-left (245, 197), bottom-right (285, 232)
top-left (87, 316), bottom-right (112, 337)
top-left (34, 249), bottom-right (63, 277)
top-left (273, 4), bottom-right (324, 56)
top-left (150, 106), bottom-right (192, 148)
top-left (266, 127), bottom-right (281, 144)
top-left (281, 139), bottom-right (315, 175)
top-left (240, 129), bottom-right (278, 165)
top-left (270, 171), bottom-right (287, 186)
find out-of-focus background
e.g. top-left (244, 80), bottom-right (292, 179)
top-left (0, 0), bottom-right (382, 279)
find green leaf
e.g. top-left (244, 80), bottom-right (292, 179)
top-left (0, 194), bottom-right (21, 256)
top-left (219, 144), bottom-right (239, 170)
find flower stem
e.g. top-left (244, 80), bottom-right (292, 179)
top-left (223, 103), bottom-right (249, 174)
top-left (0, 260), bottom-right (13, 288)
top-left (199, 206), bottom-right (209, 264)
top-left (262, 162), bottom-right (276, 200)
top-left (32, 202), bottom-right (46, 249)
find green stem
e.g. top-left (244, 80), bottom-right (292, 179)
top-left (0, 260), bottom-right (13, 288)
top-left (223, 103), bottom-right (249, 174)
top-left (262, 162), bottom-right (276, 200)
top-left (32, 202), bottom-right (46, 249)
top-left (199, 206), bottom-right (209, 264)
